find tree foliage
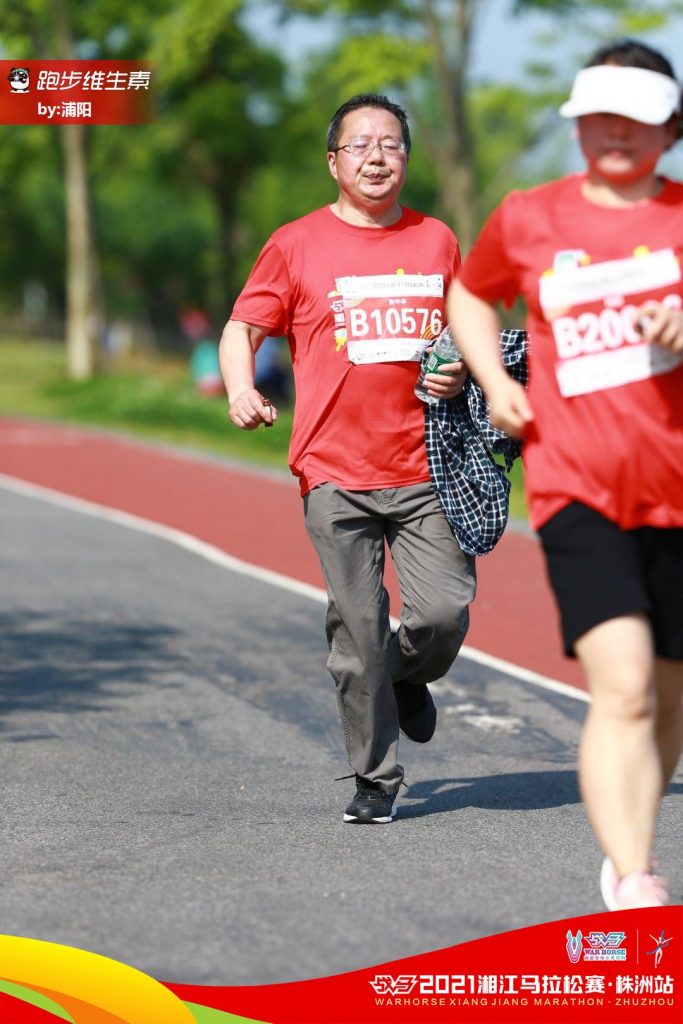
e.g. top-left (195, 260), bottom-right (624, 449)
top-left (1, 0), bottom-right (682, 357)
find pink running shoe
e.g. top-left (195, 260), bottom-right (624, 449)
top-left (607, 868), bottom-right (668, 910)
top-left (600, 856), bottom-right (664, 911)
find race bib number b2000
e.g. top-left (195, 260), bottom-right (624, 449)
top-left (540, 247), bottom-right (683, 396)
top-left (336, 273), bottom-right (444, 364)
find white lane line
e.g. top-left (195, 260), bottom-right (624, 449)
top-left (0, 472), bottom-right (589, 704)
top-left (452, 646), bottom-right (589, 703)
top-left (0, 472), bottom-right (326, 605)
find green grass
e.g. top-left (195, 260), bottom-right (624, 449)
top-left (0, 336), bottom-right (527, 519)
top-left (0, 337), bottom-right (292, 468)
top-left (502, 454), bottom-right (526, 522)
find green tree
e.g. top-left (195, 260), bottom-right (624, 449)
top-left (2, 0), bottom-right (681, 368)
top-left (275, 0), bottom-right (682, 246)
top-left (0, 0), bottom-right (289, 359)
top-left (52, 0), bottom-right (103, 379)
top-left (148, 0), bottom-right (287, 314)
top-left (0, 0), bottom-right (106, 378)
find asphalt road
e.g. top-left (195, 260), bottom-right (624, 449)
top-left (1, 486), bottom-right (681, 986)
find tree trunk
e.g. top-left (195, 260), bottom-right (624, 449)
top-left (53, 0), bottom-right (103, 379)
top-left (60, 123), bottom-right (101, 378)
top-left (420, 0), bottom-right (478, 249)
top-left (212, 159), bottom-right (248, 314)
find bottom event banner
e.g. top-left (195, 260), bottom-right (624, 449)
top-left (0, 908), bottom-right (680, 1023)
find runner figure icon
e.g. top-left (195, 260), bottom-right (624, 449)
top-left (647, 930), bottom-right (672, 969)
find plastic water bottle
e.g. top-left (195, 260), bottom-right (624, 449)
top-left (414, 327), bottom-right (461, 404)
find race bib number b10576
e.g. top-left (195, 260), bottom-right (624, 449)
top-left (336, 273), bottom-right (444, 364)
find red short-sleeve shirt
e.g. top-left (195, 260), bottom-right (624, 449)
top-left (232, 206), bottom-right (461, 496)
top-left (459, 174), bottom-right (683, 530)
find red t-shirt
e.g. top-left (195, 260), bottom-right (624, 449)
top-left (459, 173), bottom-right (683, 530)
top-left (232, 206), bottom-right (461, 495)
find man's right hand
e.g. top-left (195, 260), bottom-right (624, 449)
top-left (487, 376), bottom-right (533, 438)
top-left (229, 389), bottom-right (278, 430)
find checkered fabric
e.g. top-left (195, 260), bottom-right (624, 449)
top-left (424, 327), bottom-right (528, 556)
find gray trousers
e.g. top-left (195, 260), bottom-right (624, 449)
top-left (303, 481), bottom-right (476, 795)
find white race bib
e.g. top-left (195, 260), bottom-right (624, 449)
top-left (556, 342), bottom-right (683, 397)
top-left (336, 273), bottom-right (444, 364)
top-left (540, 248), bottom-right (680, 313)
top-left (539, 248), bottom-right (683, 396)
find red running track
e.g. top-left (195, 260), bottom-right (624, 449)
top-left (0, 417), bottom-right (584, 691)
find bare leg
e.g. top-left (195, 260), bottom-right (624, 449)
top-left (654, 657), bottom-right (683, 794)
top-left (575, 614), bottom-right (659, 878)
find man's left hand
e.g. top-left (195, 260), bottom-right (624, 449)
top-left (424, 360), bottom-right (468, 400)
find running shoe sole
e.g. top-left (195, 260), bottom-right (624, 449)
top-left (343, 807), bottom-right (397, 824)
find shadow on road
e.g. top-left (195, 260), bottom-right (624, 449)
top-left (0, 610), bottom-right (180, 723)
top-left (400, 771), bottom-right (683, 818)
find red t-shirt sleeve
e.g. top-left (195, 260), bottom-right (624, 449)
top-left (458, 196), bottom-right (520, 307)
top-left (231, 238), bottom-right (292, 334)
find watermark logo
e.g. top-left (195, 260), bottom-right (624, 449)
top-left (566, 930), bottom-right (583, 965)
top-left (369, 975), bottom-right (418, 996)
top-left (8, 67), bottom-right (29, 93)
top-left (566, 929), bottom-right (627, 962)
top-left (1, 60), bottom-right (152, 124)
top-left (647, 930), bottom-right (672, 969)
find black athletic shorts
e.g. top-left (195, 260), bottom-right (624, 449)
top-left (538, 501), bottom-right (683, 659)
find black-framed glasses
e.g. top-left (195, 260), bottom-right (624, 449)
top-left (333, 138), bottom-right (406, 159)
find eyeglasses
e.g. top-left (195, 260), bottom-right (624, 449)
top-left (333, 138), bottom-right (406, 159)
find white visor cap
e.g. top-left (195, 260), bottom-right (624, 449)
top-left (560, 64), bottom-right (680, 125)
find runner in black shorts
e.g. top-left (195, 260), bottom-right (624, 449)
top-left (449, 39), bottom-right (683, 909)
top-left (539, 503), bottom-right (683, 660)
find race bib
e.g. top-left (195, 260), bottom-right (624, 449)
top-left (336, 273), bottom-right (444, 364)
top-left (539, 248), bottom-right (683, 396)
top-left (556, 342), bottom-right (683, 398)
top-left (540, 248), bottom-right (680, 313)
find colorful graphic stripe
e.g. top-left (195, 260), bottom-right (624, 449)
top-left (1, 909), bottom-right (681, 1023)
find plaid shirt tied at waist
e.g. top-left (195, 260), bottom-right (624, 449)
top-left (423, 327), bottom-right (528, 556)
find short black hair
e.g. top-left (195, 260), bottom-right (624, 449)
top-left (327, 93), bottom-right (411, 154)
top-left (584, 38), bottom-right (682, 139)
top-left (585, 38), bottom-right (676, 78)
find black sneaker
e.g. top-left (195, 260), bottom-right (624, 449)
top-left (343, 775), bottom-right (396, 824)
top-left (393, 681), bottom-right (437, 743)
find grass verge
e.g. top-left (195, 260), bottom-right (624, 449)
top-left (0, 337), bottom-right (292, 467)
top-left (0, 337), bottom-right (527, 519)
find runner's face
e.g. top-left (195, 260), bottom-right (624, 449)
top-left (327, 107), bottom-right (407, 209)
top-left (577, 112), bottom-right (675, 185)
